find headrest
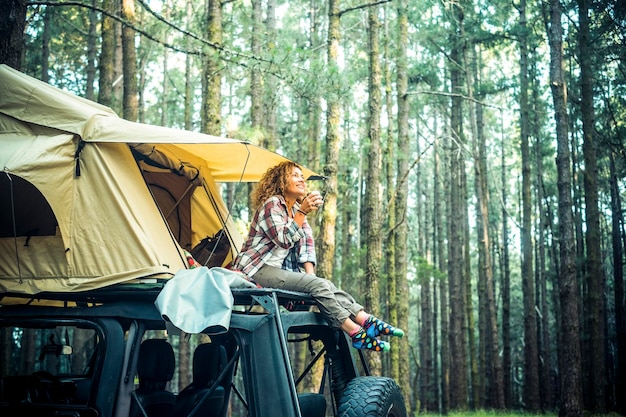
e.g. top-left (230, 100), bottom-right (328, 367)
top-left (138, 339), bottom-right (175, 383)
top-left (193, 343), bottom-right (226, 386)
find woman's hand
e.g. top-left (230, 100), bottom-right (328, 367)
top-left (300, 191), bottom-right (323, 214)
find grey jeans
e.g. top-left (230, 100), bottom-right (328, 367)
top-left (252, 264), bottom-right (364, 329)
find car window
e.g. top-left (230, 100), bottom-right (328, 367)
top-left (0, 324), bottom-right (98, 378)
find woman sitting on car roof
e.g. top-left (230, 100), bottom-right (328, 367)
top-left (231, 161), bottom-right (404, 352)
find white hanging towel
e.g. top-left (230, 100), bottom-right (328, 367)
top-left (155, 266), bottom-right (254, 334)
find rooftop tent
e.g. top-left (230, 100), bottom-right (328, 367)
top-left (0, 64), bottom-right (316, 296)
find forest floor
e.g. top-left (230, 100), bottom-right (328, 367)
top-left (417, 412), bottom-right (548, 417)
top-left (417, 411), bottom-right (624, 417)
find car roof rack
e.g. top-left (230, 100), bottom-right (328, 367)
top-left (1, 286), bottom-right (317, 310)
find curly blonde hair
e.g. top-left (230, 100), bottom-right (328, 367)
top-left (252, 161), bottom-right (302, 209)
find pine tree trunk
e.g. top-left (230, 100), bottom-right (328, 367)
top-left (571, 134), bottom-right (586, 400)
top-left (535, 128), bottom-right (554, 410)
top-left (249, 0), bottom-right (263, 142)
top-left (382, 5), bottom-right (398, 381)
top-left (500, 132), bottom-right (512, 408)
top-left (578, 0), bottom-right (606, 411)
top-left (263, 0), bottom-right (277, 150)
top-left (184, 0), bottom-right (193, 131)
top-left (203, 0), bottom-right (222, 136)
top-left (121, 0), bottom-right (138, 121)
top-left (113, 2), bottom-right (123, 110)
top-left (609, 153), bottom-right (626, 415)
top-left (98, 0), bottom-right (114, 107)
top-left (463, 169), bottom-right (477, 410)
top-left (548, 0), bottom-right (584, 414)
top-left (417, 126), bottom-right (430, 407)
top-left (526, 51), bottom-right (553, 410)
top-left (447, 104), bottom-right (467, 403)
top-left (86, 0), bottom-right (98, 101)
top-left (420, 278), bottom-right (433, 412)
top-left (318, 0), bottom-right (341, 281)
top-left (519, 0), bottom-right (541, 410)
top-left (161, 19), bottom-right (169, 127)
top-left (0, 0), bottom-right (26, 70)
top-left (435, 135), bottom-right (449, 414)
top-left (394, 0), bottom-right (412, 404)
top-left (448, 4), bottom-right (468, 405)
top-left (41, 7), bottom-right (51, 82)
top-left (137, 34), bottom-right (146, 124)
top-left (475, 75), bottom-right (505, 412)
top-left (306, 0), bottom-right (322, 171)
top-left (363, 2), bottom-right (383, 374)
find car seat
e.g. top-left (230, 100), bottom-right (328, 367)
top-left (129, 339), bottom-right (176, 417)
top-left (174, 343), bottom-right (227, 417)
top-left (298, 392), bottom-right (327, 417)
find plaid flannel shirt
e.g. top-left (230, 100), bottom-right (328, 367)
top-left (232, 195), bottom-right (316, 279)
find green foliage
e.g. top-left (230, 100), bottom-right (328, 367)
top-left (24, 5), bottom-right (93, 95)
top-left (417, 413), bottom-right (624, 417)
top-left (415, 257), bottom-right (445, 286)
top-left (417, 412), bottom-right (555, 417)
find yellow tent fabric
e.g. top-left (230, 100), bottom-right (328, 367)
top-left (0, 65), bottom-right (317, 298)
top-left (0, 65), bottom-right (316, 182)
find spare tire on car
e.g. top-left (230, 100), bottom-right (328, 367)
top-left (336, 376), bottom-right (407, 417)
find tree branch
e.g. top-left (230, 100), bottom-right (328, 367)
top-left (29, 0), bottom-right (207, 55)
top-left (27, 0), bottom-right (304, 82)
top-left (407, 89), bottom-right (504, 110)
top-left (386, 140), bottom-right (435, 237)
top-left (337, 0), bottom-right (393, 18)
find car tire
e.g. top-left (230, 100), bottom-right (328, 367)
top-left (336, 376), bottom-right (407, 417)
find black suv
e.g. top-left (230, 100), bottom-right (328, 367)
top-left (0, 64), bottom-right (407, 417)
top-left (0, 285), bottom-right (407, 417)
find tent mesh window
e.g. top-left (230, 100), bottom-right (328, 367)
top-left (0, 174), bottom-right (57, 238)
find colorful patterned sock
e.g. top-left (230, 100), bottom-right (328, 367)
top-left (363, 315), bottom-right (405, 338)
top-left (350, 327), bottom-right (390, 352)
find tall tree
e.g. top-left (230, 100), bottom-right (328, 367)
top-left (184, 0), bottom-right (193, 132)
top-left (519, 0), bottom-right (541, 409)
top-left (264, 0), bottom-right (277, 150)
top-left (41, 6), bottom-right (51, 82)
top-left (160, 3), bottom-right (170, 126)
top-left (578, 0), bottom-right (606, 411)
top-left (85, 0), bottom-right (98, 101)
top-left (609, 152), bottom-right (626, 414)
top-left (364, 1), bottom-right (383, 374)
top-left (548, 0), bottom-right (584, 414)
top-left (121, 0), bottom-right (138, 121)
top-left (305, 1), bottom-right (322, 172)
top-left (447, 0), bottom-right (469, 406)
top-left (435, 134), bottom-right (449, 414)
top-left (203, 0), bottom-right (222, 136)
top-left (395, 0), bottom-right (412, 404)
top-left (382, 3), bottom-right (398, 382)
top-left (463, 160), bottom-right (477, 409)
top-left (249, 0), bottom-right (264, 145)
top-left (420, 268), bottom-right (434, 411)
top-left (467, 45), bottom-right (504, 408)
top-left (535, 116), bottom-right (554, 411)
top-left (318, 0), bottom-right (341, 281)
top-left (500, 123), bottom-right (512, 408)
top-left (98, 0), bottom-right (115, 107)
top-left (0, 0), bottom-right (26, 69)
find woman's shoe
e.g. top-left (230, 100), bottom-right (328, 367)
top-left (363, 316), bottom-right (405, 339)
top-left (351, 328), bottom-right (391, 352)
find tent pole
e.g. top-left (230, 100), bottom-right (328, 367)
top-left (164, 182), bottom-right (195, 220)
